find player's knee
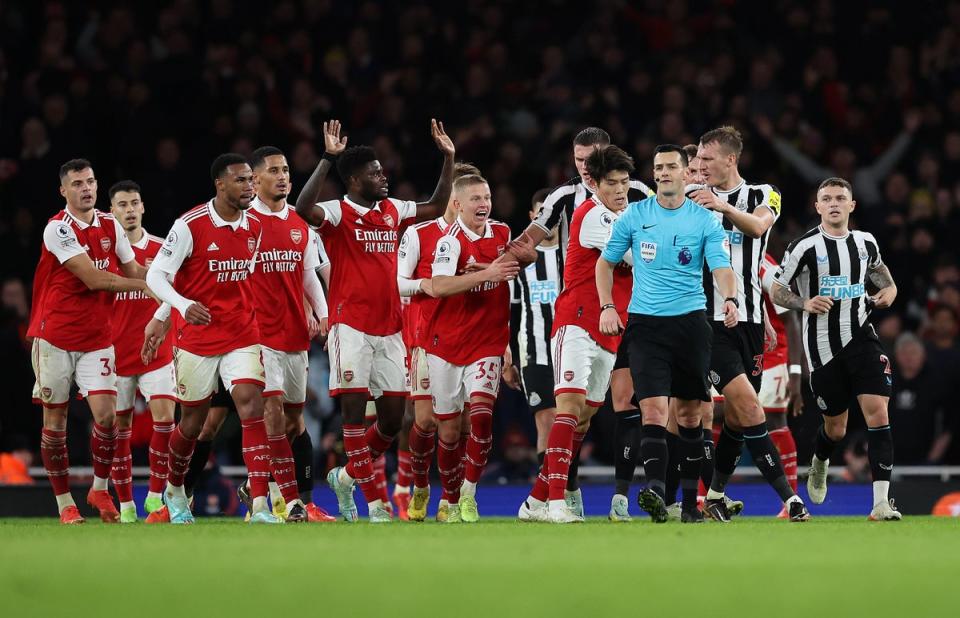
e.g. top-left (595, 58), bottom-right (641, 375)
top-left (824, 420), bottom-right (846, 441)
top-left (42, 409), bottom-right (67, 431)
top-left (437, 419), bottom-right (459, 443)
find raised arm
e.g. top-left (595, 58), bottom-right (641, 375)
top-left (295, 120), bottom-right (348, 226)
top-left (414, 119), bottom-right (456, 221)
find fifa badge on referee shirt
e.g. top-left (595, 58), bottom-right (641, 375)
top-left (641, 242), bottom-right (657, 263)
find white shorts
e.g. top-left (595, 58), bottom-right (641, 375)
top-left (365, 399), bottom-right (378, 419)
top-left (31, 338), bottom-right (116, 407)
top-left (262, 346), bottom-right (308, 406)
top-left (552, 325), bottom-right (615, 406)
top-left (408, 347), bottom-right (431, 401)
top-left (426, 354), bottom-right (501, 418)
top-left (327, 323), bottom-right (406, 398)
top-left (116, 362), bottom-right (178, 413)
top-left (759, 363), bottom-right (789, 412)
top-left (172, 345), bottom-right (265, 405)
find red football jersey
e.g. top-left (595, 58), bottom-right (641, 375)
top-left (552, 198), bottom-right (633, 353)
top-left (28, 209), bottom-right (131, 352)
top-left (398, 217), bottom-right (451, 350)
top-left (249, 199), bottom-right (320, 352)
top-left (424, 219), bottom-right (512, 365)
top-left (760, 253), bottom-right (788, 368)
top-left (152, 201), bottom-right (261, 356)
top-left (112, 232), bottom-right (173, 375)
top-left (318, 196), bottom-right (416, 336)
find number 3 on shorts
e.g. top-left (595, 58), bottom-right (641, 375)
top-left (100, 358), bottom-right (112, 377)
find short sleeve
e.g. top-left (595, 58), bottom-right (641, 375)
top-left (396, 199), bottom-right (418, 222)
top-left (316, 235), bottom-right (331, 271)
top-left (112, 218), bottom-right (136, 264)
top-left (759, 184), bottom-right (782, 220)
top-left (862, 232), bottom-right (883, 269)
top-left (600, 208), bottom-right (633, 264)
top-left (397, 227), bottom-right (420, 278)
top-left (304, 227), bottom-right (322, 271)
top-left (773, 243), bottom-right (806, 288)
top-left (43, 220), bottom-right (86, 264)
top-left (317, 200), bottom-right (342, 228)
top-left (760, 260), bottom-right (789, 314)
top-left (432, 236), bottom-right (461, 277)
top-left (703, 214), bottom-right (732, 272)
top-left (579, 206), bottom-right (616, 251)
top-left (150, 219), bottom-right (194, 275)
top-left (531, 185), bottom-right (570, 232)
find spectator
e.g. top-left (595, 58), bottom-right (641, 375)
top-left (889, 333), bottom-right (950, 464)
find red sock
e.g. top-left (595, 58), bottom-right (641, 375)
top-left (373, 455), bottom-right (389, 504)
top-left (90, 422), bottom-right (118, 481)
top-left (530, 456), bottom-right (550, 502)
top-left (110, 425), bottom-right (133, 503)
top-left (456, 432), bottom-right (469, 486)
top-left (769, 426), bottom-right (798, 492)
top-left (365, 422), bottom-right (394, 459)
top-left (167, 426), bottom-right (196, 487)
top-left (149, 420), bottom-right (174, 494)
top-left (437, 437), bottom-right (461, 502)
top-left (408, 424), bottom-right (436, 489)
top-left (396, 449), bottom-right (412, 489)
top-left (343, 423), bottom-right (379, 503)
top-left (464, 398), bottom-right (494, 484)
top-left (41, 428), bottom-right (69, 495)
top-left (546, 413), bottom-right (577, 501)
top-left (240, 418), bottom-right (271, 499)
top-left (268, 433), bottom-right (299, 503)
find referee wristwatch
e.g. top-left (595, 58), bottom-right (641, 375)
top-left (724, 297), bottom-right (740, 308)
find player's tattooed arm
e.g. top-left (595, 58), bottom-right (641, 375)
top-left (771, 282), bottom-right (807, 312)
top-left (868, 263), bottom-right (897, 308)
top-left (295, 120), bottom-right (348, 226)
top-left (416, 119), bottom-right (456, 221)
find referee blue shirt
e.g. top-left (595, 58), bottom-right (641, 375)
top-left (602, 196), bottom-right (730, 316)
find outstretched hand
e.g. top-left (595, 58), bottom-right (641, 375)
top-left (431, 118), bottom-right (455, 158)
top-left (323, 120), bottom-right (348, 155)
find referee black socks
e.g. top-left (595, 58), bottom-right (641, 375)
top-left (614, 410), bottom-right (641, 496)
top-left (640, 424), bottom-right (668, 499)
top-left (677, 425), bottom-right (703, 512)
top-left (867, 425), bottom-right (894, 482)
top-left (742, 422), bottom-right (795, 502)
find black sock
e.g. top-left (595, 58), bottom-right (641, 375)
top-left (709, 422), bottom-right (743, 494)
top-left (290, 430), bottom-right (314, 503)
top-left (184, 439), bottom-right (213, 498)
top-left (664, 430), bottom-right (680, 504)
top-left (814, 425), bottom-right (838, 462)
top-left (743, 422), bottom-right (795, 502)
top-left (700, 427), bottom-right (715, 490)
top-left (614, 410), bottom-right (641, 496)
top-left (867, 425), bottom-right (894, 482)
top-left (677, 425), bottom-right (703, 511)
top-left (640, 424), bottom-right (668, 499)
top-left (536, 451), bottom-right (545, 470)
top-left (567, 443), bottom-right (581, 491)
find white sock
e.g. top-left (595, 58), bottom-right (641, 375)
top-left (166, 482), bottom-right (186, 499)
top-left (548, 499), bottom-right (566, 510)
top-left (873, 480), bottom-right (890, 505)
top-left (252, 496), bottom-right (269, 514)
top-left (394, 485), bottom-right (410, 495)
top-left (368, 498), bottom-right (384, 511)
top-left (146, 491), bottom-right (162, 502)
top-left (706, 488), bottom-right (725, 501)
top-left (564, 488), bottom-right (581, 500)
top-left (120, 501), bottom-right (136, 512)
top-left (526, 496), bottom-right (546, 508)
top-left (91, 475), bottom-right (108, 491)
top-left (338, 467), bottom-right (354, 486)
top-left (55, 492), bottom-right (76, 513)
top-left (460, 480), bottom-right (477, 498)
top-left (269, 481), bottom-right (283, 504)
top-left (438, 498), bottom-right (449, 507)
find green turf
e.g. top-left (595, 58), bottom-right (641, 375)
top-left (1, 517), bottom-right (956, 617)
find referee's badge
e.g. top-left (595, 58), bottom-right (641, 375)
top-left (640, 241), bottom-right (657, 263)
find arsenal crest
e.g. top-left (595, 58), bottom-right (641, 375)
top-left (344, 370), bottom-right (354, 383)
top-left (290, 229), bottom-right (303, 244)
top-left (100, 237), bottom-right (112, 252)
top-left (563, 370), bottom-right (575, 381)
top-left (420, 378), bottom-right (430, 390)
top-left (383, 213), bottom-right (395, 228)
top-left (247, 237), bottom-right (256, 253)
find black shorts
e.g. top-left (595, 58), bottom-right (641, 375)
top-left (709, 321), bottom-right (764, 393)
top-left (614, 336), bottom-right (630, 371)
top-left (209, 379), bottom-right (236, 410)
top-left (625, 310), bottom-right (713, 402)
top-left (810, 331), bottom-right (892, 417)
top-left (522, 363), bottom-right (556, 413)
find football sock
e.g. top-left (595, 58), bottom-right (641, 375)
top-left (868, 424), bottom-right (894, 486)
top-left (148, 420), bottom-right (174, 494)
top-left (567, 431), bottom-right (585, 491)
top-left (110, 426), bottom-right (133, 504)
top-left (742, 422), bottom-right (795, 501)
top-left (640, 424), bottom-right (668, 499)
top-left (614, 410), bottom-right (641, 496)
top-left (709, 422), bottom-right (743, 495)
top-left (677, 424), bottom-right (703, 512)
top-left (700, 427), bottom-right (715, 490)
top-left (240, 417), bottom-right (271, 499)
top-left (41, 428), bottom-right (70, 497)
top-left (290, 429), bottom-right (314, 503)
top-left (408, 423), bottom-right (436, 489)
top-left (267, 433), bottom-right (298, 504)
top-left (183, 438), bottom-right (212, 497)
top-left (814, 425), bottom-right (838, 462)
top-left (545, 413), bottom-right (577, 501)
top-left (769, 426), bottom-right (798, 492)
top-left (342, 423), bottom-right (378, 503)
top-left (90, 422), bottom-right (118, 489)
top-left (437, 437), bottom-right (461, 503)
top-left (396, 449), bottom-right (413, 489)
top-left (464, 399), bottom-right (494, 484)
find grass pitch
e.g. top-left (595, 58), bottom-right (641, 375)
top-left (1, 516), bottom-right (956, 618)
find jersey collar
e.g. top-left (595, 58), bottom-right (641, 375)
top-left (343, 195), bottom-right (385, 216)
top-left (712, 179), bottom-right (746, 196)
top-left (818, 224), bottom-right (850, 240)
top-left (456, 216), bottom-right (492, 240)
top-left (131, 229), bottom-right (151, 249)
top-left (251, 196), bottom-right (290, 219)
top-left (207, 199), bottom-right (251, 230)
top-left (63, 207), bottom-right (100, 229)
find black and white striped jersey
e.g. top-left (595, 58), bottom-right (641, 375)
top-left (532, 177), bottom-right (653, 258)
top-left (688, 181), bottom-right (782, 325)
top-left (515, 245), bottom-right (563, 368)
top-left (773, 226), bottom-right (882, 371)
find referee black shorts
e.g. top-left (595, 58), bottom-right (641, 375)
top-left (522, 363), bottom-right (556, 414)
top-left (709, 321), bottom-right (764, 393)
top-left (625, 310), bottom-right (712, 402)
top-left (614, 336), bottom-right (630, 371)
top-left (810, 329), bottom-right (892, 417)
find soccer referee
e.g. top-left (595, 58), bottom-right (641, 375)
top-left (596, 145), bottom-right (739, 523)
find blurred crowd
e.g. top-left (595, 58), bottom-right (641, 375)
top-left (2, 0), bottom-right (959, 486)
